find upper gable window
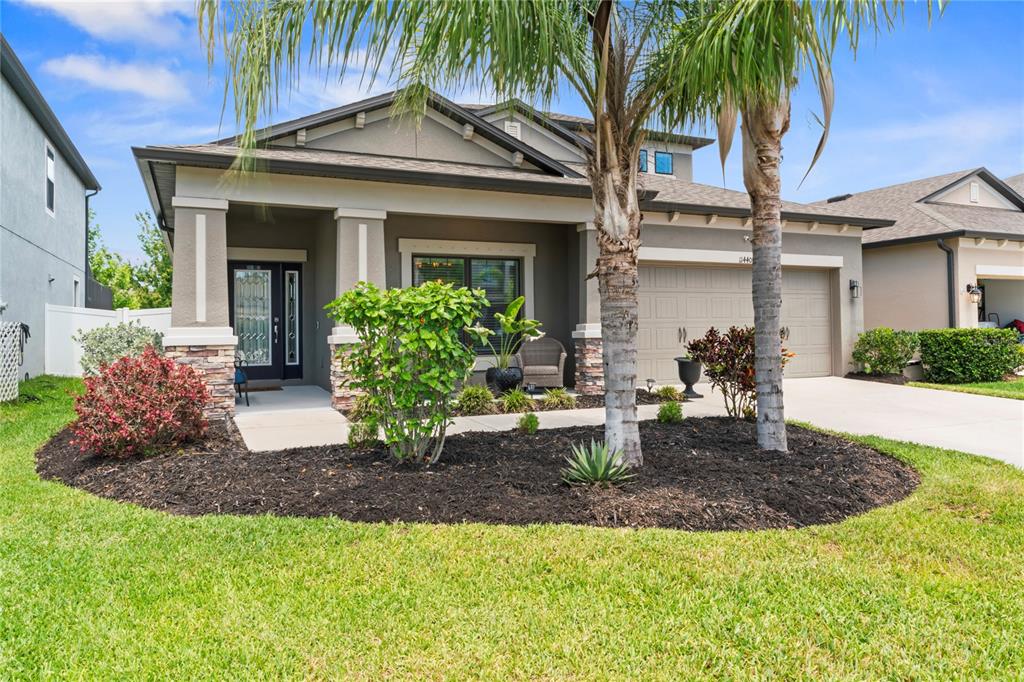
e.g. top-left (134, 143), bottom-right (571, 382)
top-left (639, 149), bottom-right (648, 173)
top-left (969, 181), bottom-right (979, 203)
top-left (45, 143), bottom-right (56, 215)
top-left (654, 151), bottom-right (673, 175)
top-left (503, 120), bottom-right (522, 140)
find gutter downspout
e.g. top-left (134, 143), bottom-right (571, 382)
top-left (936, 238), bottom-right (956, 328)
top-left (85, 189), bottom-right (99, 305)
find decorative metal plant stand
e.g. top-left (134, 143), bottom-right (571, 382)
top-left (0, 321), bottom-right (27, 402)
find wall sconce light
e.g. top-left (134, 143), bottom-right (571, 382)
top-left (966, 283), bottom-right (983, 305)
top-left (849, 279), bottom-right (861, 299)
top-left (646, 378), bottom-right (656, 393)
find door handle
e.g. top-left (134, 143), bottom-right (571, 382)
top-left (273, 317), bottom-right (280, 344)
top-left (678, 327), bottom-right (687, 344)
top-left (781, 326), bottom-right (790, 341)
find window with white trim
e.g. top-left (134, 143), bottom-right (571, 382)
top-left (413, 254), bottom-right (521, 351)
top-left (45, 143), bottom-right (56, 214)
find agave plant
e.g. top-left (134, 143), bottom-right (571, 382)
top-left (561, 440), bottom-right (635, 487)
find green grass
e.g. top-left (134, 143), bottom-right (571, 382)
top-left (909, 376), bottom-right (1024, 400)
top-left (3, 376), bottom-right (1023, 680)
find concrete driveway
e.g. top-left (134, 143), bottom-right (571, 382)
top-left (776, 377), bottom-right (1023, 468)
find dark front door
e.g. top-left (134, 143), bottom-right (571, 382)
top-left (228, 262), bottom-right (302, 381)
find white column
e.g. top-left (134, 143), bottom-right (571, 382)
top-left (329, 208), bottom-right (386, 344)
top-left (572, 222), bottom-right (602, 339)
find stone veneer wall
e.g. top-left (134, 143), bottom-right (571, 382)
top-left (164, 344), bottom-right (236, 422)
top-left (328, 342), bottom-right (360, 412)
top-left (573, 337), bottom-right (604, 396)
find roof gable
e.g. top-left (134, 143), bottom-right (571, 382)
top-left (214, 89), bottom-right (582, 179)
top-left (920, 168), bottom-right (1024, 211)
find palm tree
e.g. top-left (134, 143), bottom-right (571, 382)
top-left (662, 0), bottom-right (935, 451)
top-left (199, 0), bottom-right (698, 466)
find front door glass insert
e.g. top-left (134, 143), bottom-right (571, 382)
top-left (233, 269), bottom-right (272, 366)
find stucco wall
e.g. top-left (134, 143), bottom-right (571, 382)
top-left (862, 242), bottom-right (949, 331)
top-left (0, 74), bottom-right (87, 376)
top-left (954, 238), bottom-right (1024, 327)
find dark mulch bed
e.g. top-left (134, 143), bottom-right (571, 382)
top-left (37, 418), bottom-right (918, 531)
top-left (573, 391), bottom-right (669, 409)
top-left (845, 372), bottom-right (909, 386)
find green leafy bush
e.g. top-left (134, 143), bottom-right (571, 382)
top-left (455, 385), bottom-right (497, 415)
top-left (561, 440), bottom-right (635, 487)
top-left (74, 321), bottom-right (163, 375)
top-left (654, 385), bottom-right (682, 401)
top-left (686, 326), bottom-right (791, 419)
top-left (657, 401), bottom-right (683, 423)
top-left (326, 281), bottom-right (489, 463)
top-left (516, 412), bottom-right (539, 434)
top-left (852, 327), bottom-right (918, 375)
top-left (540, 387), bottom-right (576, 411)
top-left (918, 328), bottom-right (1021, 383)
top-left (500, 387), bottom-right (532, 413)
top-left (347, 421), bottom-right (379, 448)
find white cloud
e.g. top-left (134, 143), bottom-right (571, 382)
top-left (42, 54), bottom-right (189, 102)
top-left (16, 0), bottom-right (194, 47)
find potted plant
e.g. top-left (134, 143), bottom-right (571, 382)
top-left (472, 296), bottom-right (543, 393)
top-left (673, 355), bottom-right (704, 399)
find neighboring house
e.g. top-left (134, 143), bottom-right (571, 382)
top-left (0, 35), bottom-right (104, 378)
top-left (820, 168), bottom-right (1024, 331)
top-left (132, 89), bottom-right (889, 419)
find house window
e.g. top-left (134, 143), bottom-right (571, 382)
top-left (639, 149), bottom-right (648, 173)
top-left (654, 151), bottom-right (673, 175)
top-left (413, 254), bottom-right (521, 351)
top-left (45, 143), bottom-right (55, 214)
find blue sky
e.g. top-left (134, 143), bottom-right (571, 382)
top-left (3, 0), bottom-right (1022, 259)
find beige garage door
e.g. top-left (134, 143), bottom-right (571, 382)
top-left (637, 264), bottom-right (833, 383)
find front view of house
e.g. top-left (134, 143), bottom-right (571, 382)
top-left (133, 90), bottom-right (890, 419)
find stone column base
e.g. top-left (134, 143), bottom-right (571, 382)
top-left (329, 342), bottom-right (361, 412)
top-left (164, 344), bottom-right (236, 422)
top-left (573, 337), bottom-right (604, 396)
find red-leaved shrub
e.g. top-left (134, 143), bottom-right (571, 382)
top-left (72, 347), bottom-right (209, 456)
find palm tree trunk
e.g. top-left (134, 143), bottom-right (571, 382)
top-left (597, 229), bottom-right (642, 466)
top-left (741, 101), bottom-right (791, 452)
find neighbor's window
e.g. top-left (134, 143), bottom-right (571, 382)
top-left (639, 149), bottom-right (648, 173)
top-left (45, 143), bottom-right (55, 214)
top-left (413, 254), bottom-right (521, 351)
top-left (654, 151), bottom-right (673, 175)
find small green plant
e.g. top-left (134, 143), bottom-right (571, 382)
top-left (516, 412), bottom-right (539, 434)
top-left (74, 321), bottom-right (163, 375)
top-left (918, 328), bottom-right (1021, 383)
top-left (657, 401), bottom-right (683, 423)
top-left (852, 327), bottom-right (919, 375)
top-left (540, 387), bottom-right (576, 411)
top-left (500, 387), bottom-right (532, 413)
top-left (561, 440), bottom-right (635, 487)
top-left (347, 421), bottom-right (379, 448)
top-left (654, 385), bottom-right (682, 401)
top-left (455, 385), bottom-right (497, 415)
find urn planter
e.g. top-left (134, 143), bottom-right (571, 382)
top-left (486, 366), bottom-right (523, 393)
top-left (673, 357), bottom-right (704, 399)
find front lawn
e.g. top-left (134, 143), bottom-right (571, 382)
top-left (3, 376), bottom-right (1023, 679)
top-left (909, 376), bottom-right (1024, 400)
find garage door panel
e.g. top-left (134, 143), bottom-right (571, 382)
top-left (640, 264), bottom-right (832, 383)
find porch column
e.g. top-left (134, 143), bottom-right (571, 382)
top-left (163, 197), bottom-right (237, 423)
top-left (328, 208), bottom-right (387, 412)
top-left (572, 222), bottom-right (604, 395)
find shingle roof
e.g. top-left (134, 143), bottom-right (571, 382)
top-left (1005, 172), bottom-right (1024, 195)
top-left (815, 168), bottom-right (1024, 244)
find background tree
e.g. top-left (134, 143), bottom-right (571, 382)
top-left (200, 0), bottom-right (704, 465)
top-left (89, 212), bottom-right (173, 309)
top-left (662, 0), bottom-right (932, 451)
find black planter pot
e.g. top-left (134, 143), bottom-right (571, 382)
top-left (673, 357), bottom-right (704, 399)
top-left (486, 366), bottom-right (524, 393)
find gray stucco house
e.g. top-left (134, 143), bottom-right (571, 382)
top-left (820, 168), bottom-right (1024, 331)
top-left (1, 35), bottom-right (103, 377)
top-left (132, 89), bottom-right (889, 420)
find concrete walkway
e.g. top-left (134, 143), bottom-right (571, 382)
top-left (233, 379), bottom-right (1023, 468)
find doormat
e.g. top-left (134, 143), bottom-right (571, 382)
top-left (246, 386), bottom-right (284, 392)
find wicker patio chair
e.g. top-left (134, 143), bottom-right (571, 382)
top-left (517, 336), bottom-right (567, 388)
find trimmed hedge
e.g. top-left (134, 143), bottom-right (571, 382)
top-left (852, 327), bottom-right (919, 376)
top-left (918, 328), bottom-right (1021, 383)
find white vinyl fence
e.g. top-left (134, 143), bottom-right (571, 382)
top-left (45, 304), bottom-right (172, 377)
